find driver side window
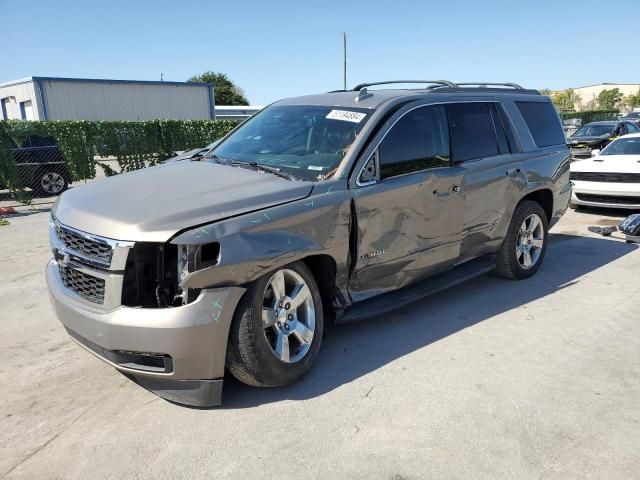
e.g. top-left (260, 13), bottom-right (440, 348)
top-left (378, 105), bottom-right (450, 179)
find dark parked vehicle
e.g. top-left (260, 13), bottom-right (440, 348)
top-left (568, 121), bottom-right (640, 159)
top-left (47, 80), bottom-right (572, 406)
top-left (620, 112), bottom-right (640, 120)
top-left (620, 112), bottom-right (640, 127)
top-left (1, 136), bottom-right (70, 196)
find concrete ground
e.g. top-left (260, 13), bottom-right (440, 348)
top-left (1, 207), bottom-right (639, 480)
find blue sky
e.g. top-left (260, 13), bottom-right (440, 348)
top-left (2, 0), bottom-right (638, 105)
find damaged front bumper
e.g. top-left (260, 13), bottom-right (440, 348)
top-left (46, 259), bottom-right (245, 407)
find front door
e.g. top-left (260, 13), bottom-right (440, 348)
top-left (348, 104), bottom-right (465, 302)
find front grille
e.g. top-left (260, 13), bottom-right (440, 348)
top-left (576, 193), bottom-right (640, 205)
top-left (58, 264), bottom-right (106, 304)
top-left (56, 224), bottom-right (113, 265)
top-left (571, 172), bottom-right (640, 183)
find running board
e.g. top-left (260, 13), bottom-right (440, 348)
top-left (339, 255), bottom-right (497, 323)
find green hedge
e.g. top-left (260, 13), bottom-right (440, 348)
top-left (0, 119), bottom-right (238, 204)
top-left (559, 110), bottom-right (620, 124)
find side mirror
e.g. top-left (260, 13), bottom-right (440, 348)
top-left (591, 149), bottom-right (601, 157)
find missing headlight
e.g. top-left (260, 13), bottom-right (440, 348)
top-left (121, 242), bottom-right (220, 308)
top-left (122, 242), bottom-right (179, 308)
top-left (175, 243), bottom-right (220, 305)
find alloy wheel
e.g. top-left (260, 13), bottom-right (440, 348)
top-left (40, 172), bottom-right (65, 194)
top-left (262, 269), bottom-right (316, 364)
top-left (516, 213), bottom-right (544, 269)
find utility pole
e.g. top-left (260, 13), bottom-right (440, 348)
top-left (343, 32), bottom-right (347, 90)
top-left (160, 73), bottom-right (164, 82)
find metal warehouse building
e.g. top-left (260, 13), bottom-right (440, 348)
top-left (0, 76), bottom-right (215, 121)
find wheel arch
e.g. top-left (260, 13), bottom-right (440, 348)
top-left (301, 254), bottom-right (339, 323)
top-left (521, 188), bottom-right (553, 223)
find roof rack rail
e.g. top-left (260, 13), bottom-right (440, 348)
top-left (352, 80), bottom-right (456, 91)
top-left (455, 82), bottom-right (524, 89)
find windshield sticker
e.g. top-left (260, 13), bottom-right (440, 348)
top-left (308, 165), bottom-right (326, 171)
top-left (326, 110), bottom-right (366, 123)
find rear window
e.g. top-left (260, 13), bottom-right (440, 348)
top-left (516, 101), bottom-right (566, 148)
top-left (448, 102), bottom-right (500, 161)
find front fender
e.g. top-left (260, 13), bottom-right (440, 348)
top-left (172, 181), bottom-right (352, 297)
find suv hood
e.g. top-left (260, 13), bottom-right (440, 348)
top-left (53, 161), bottom-right (313, 242)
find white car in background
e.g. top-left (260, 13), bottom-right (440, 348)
top-left (570, 133), bottom-right (640, 210)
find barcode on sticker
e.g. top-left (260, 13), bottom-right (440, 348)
top-left (326, 110), bottom-right (366, 123)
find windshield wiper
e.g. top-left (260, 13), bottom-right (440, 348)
top-left (228, 159), bottom-right (296, 181)
top-left (208, 154), bottom-right (232, 164)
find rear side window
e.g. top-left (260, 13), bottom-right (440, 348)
top-left (516, 101), bottom-right (565, 147)
top-left (378, 105), bottom-right (450, 179)
top-left (448, 103), bottom-right (500, 161)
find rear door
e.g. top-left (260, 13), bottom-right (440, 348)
top-left (448, 102), bottom-right (526, 262)
top-left (348, 103), bottom-right (465, 301)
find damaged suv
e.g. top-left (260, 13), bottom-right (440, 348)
top-left (46, 80), bottom-right (571, 406)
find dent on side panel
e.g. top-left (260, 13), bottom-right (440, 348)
top-left (349, 170), bottom-right (465, 302)
top-left (458, 155), bottom-right (526, 262)
top-left (171, 181), bottom-right (353, 304)
top-left (522, 147), bottom-right (571, 227)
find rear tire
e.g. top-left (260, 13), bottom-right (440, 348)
top-left (495, 200), bottom-right (548, 280)
top-left (226, 261), bottom-right (323, 387)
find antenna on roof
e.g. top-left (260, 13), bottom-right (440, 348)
top-left (355, 87), bottom-right (373, 102)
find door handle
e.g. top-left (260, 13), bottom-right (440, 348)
top-left (432, 185), bottom-right (460, 196)
top-left (506, 168), bottom-right (521, 177)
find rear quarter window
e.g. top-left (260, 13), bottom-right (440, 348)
top-left (515, 101), bottom-right (566, 148)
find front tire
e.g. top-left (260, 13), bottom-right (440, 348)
top-left (495, 200), bottom-right (548, 280)
top-left (226, 261), bottom-right (323, 387)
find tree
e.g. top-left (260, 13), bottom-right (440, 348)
top-left (188, 71), bottom-right (249, 105)
top-left (596, 88), bottom-right (623, 110)
top-left (623, 89), bottom-right (640, 110)
top-left (551, 89), bottom-right (581, 111)
top-left (584, 95), bottom-right (598, 111)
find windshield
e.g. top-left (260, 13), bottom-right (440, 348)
top-left (601, 137), bottom-right (640, 155)
top-left (572, 124), bottom-right (615, 137)
top-left (210, 105), bottom-right (371, 181)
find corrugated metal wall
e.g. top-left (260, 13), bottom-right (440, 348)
top-left (40, 80), bottom-right (212, 121)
